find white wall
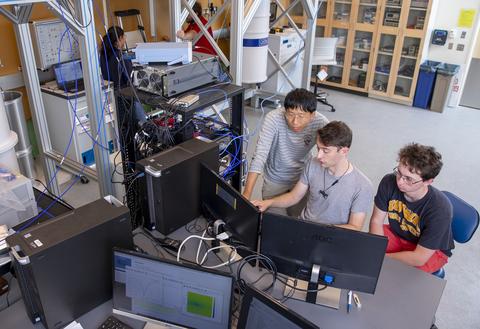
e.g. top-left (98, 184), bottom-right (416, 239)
top-left (473, 33), bottom-right (480, 58)
top-left (424, 0), bottom-right (480, 107)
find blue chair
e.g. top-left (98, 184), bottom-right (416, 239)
top-left (432, 191), bottom-right (479, 278)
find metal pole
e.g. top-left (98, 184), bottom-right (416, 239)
top-left (181, 0), bottom-right (229, 66)
top-left (180, 0), bottom-right (196, 25)
top-left (170, 0), bottom-right (181, 41)
top-left (301, 0), bottom-right (318, 88)
top-left (192, 0), bottom-right (230, 45)
top-left (12, 17), bottom-right (60, 195)
top-left (273, 0), bottom-right (305, 42)
top-left (230, 0), bottom-right (243, 85)
top-left (149, 0), bottom-right (156, 39)
top-left (75, 0), bottom-right (114, 197)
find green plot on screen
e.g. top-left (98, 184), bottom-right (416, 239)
top-left (186, 291), bottom-right (214, 318)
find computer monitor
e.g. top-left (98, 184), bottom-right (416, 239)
top-left (200, 164), bottom-right (261, 253)
top-left (53, 59), bottom-right (84, 91)
top-left (237, 285), bottom-right (319, 329)
top-left (112, 248), bottom-right (234, 329)
top-left (260, 213), bottom-right (388, 298)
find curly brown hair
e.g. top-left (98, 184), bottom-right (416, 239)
top-left (398, 143), bottom-right (443, 180)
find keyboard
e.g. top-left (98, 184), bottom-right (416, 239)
top-left (98, 315), bottom-right (133, 329)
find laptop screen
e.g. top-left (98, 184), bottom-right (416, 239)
top-left (54, 59), bottom-right (83, 88)
top-left (112, 248), bottom-right (233, 329)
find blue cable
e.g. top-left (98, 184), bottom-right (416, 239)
top-left (36, 24), bottom-right (79, 203)
top-left (36, 2), bottom-right (111, 204)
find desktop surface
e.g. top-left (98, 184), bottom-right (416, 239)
top-left (0, 218), bottom-right (446, 329)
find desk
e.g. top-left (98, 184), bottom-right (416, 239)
top-left (0, 221), bottom-right (445, 329)
top-left (282, 257), bottom-right (445, 329)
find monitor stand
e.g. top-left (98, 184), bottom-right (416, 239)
top-left (283, 264), bottom-right (341, 309)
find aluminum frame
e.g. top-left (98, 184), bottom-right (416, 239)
top-left (0, 0), bottom-right (115, 198)
top-left (169, 0), bottom-right (318, 89)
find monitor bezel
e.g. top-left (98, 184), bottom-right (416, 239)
top-left (237, 285), bottom-right (319, 329)
top-left (200, 164), bottom-right (261, 252)
top-left (112, 247), bottom-right (234, 329)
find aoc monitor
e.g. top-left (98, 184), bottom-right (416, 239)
top-left (112, 248), bottom-right (234, 329)
top-left (261, 213), bottom-right (388, 300)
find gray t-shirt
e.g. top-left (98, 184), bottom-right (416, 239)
top-left (299, 158), bottom-right (373, 225)
top-left (249, 108), bottom-right (329, 185)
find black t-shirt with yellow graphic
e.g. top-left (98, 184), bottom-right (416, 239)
top-left (374, 174), bottom-right (455, 256)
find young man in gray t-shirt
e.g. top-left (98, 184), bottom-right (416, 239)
top-left (253, 121), bottom-right (373, 231)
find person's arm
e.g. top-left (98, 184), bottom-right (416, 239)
top-left (386, 244), bottom-right (436, 267)
top-left (337, 212), bottom-right (366, 231)
top-left (252, 180), bottom-right (308, 212)
top-left (243, 112), bottom-right (277, 198)
top-left (369, 205), bottom-right (387, 236)
top-left (176, 29), bottom-right (197, 41)
top-left (242, 172), bottom-right (259, 200)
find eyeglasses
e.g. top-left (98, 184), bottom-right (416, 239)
top-left (393, 167), bottom-right (423, 185)
top-left (285, 111), bottom-right (309, 120)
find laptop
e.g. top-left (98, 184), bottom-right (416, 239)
top-left (53, 59), bottom-right (84, 92)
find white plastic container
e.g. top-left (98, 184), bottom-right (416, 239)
top-left (242, 0), bottom-right (270, 83)
top-left (0, 131), bottom-right (19, 173)
top-left (0, 173), bottom-right (37, 228)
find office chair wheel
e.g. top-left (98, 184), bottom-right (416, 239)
top-left (80, 175), bottom-right (89, 184)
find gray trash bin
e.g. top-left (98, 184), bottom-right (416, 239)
top-left (430, 63), bottom-right (460, 113)
top-left (3, 91), bottom-right (36, 178)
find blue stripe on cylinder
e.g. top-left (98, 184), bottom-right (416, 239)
top-left (243, 38), bottom-right (269, 47)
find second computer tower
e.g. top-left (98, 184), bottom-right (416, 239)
top-left (137, 138), bottom-right (219, 235)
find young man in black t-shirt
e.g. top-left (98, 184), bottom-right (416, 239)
top-left (369, 143), bottom-right (454, 273)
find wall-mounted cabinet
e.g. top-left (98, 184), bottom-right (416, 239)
top-left (292, 0), bottom-right (432, 105)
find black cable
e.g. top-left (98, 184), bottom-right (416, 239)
top-left (275, 274), bottom-right (328, 293)
top-left (132, 231), bottom-right (166, 258)
top-left (33, 179), bottom-right (74, 209)
top-left (192, 54), bottom-right (220, 80)
top-left (5, 275), bottom-right (13, 307)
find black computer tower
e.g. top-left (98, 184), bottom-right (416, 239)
top-left (6, 196), bottom-right (133, 329)
top-left (136, 138), bottom-right (219, 235)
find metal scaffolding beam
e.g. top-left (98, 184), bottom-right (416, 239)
top-left (74, 0), bottom-right (114, 197)
top-left (13, 25), bottom-right (62, 196)
top-left (1, 0), bottom-right (116, 199)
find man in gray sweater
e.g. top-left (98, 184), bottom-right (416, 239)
top-left (253, 121), bottom-right (373, 231)
top-left (242, 88), bottom-right (329, 216)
